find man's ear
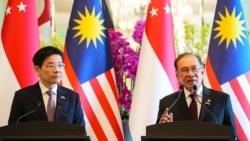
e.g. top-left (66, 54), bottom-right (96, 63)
top-left (34, 65), bottom-right (40, 74)
top-left (175, 72), bottom-right (181, 84)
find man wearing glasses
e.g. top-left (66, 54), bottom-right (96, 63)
top-left (156, 52), bottom-right (237, 140)
top-left (8, 46), bottom-right (86, 130)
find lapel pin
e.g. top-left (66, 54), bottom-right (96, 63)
top-left (61, 96), bottom-right (66, 99)
top-left (205, 99), bottom-right (211, 105)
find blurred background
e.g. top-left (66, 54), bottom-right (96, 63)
top-left (53, 0), bottom-right (249, 39)
top-left (54, 0), bottom-right (217, 38)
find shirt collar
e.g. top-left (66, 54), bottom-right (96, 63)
top-left (184, 85), bottom-right (203, 98)
top-left (39, 81), bottom-right (58, 95)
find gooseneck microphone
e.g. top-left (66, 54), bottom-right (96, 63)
top-left (16, 102), bottom-right (41, 123)
top-left (193, 85), bottom-right (217, 124)
top-left (57, 103), bottom-right (72, 123)
top-left (168, 85), bottom-right (184, 111)
top-left (192, 85), bottom-right (197, 94)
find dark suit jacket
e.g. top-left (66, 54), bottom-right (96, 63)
top-left (8, 82), bottom-right (85, 128)
top-left (156, 85), bottom-right (237, 139)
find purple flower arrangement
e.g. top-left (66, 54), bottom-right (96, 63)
top-left (109, 20), bottom-right (145, 119)
top-left (132, 20), bottom-right (145, 45)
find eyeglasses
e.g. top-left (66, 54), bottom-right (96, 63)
top-left (178, 67), bottom-right (202, 75)
top-left (45, 63), bottom-right (65, 69)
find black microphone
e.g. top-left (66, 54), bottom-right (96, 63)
top-left (167, 85), bottom-right (184, 112)
top-left (193, 85), bottom-right (217, 124)
top-left (16, 102), bottom-right (41, 123)
top-left (57, 103), bottom-right (72, 123)
top-left (192, 85), bottom-right (197, 94)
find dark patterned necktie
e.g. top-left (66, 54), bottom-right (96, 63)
top-left (47, 90), bottom-right (55, 121)
top-left (189, 94), bottom-right (197, 120)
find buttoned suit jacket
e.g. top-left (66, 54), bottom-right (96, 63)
top-left (156, 85), bottom-right (237, 138)
top-left (8, 82), bottom-right (85, 128)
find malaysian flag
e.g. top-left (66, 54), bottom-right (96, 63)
top-left (204, 0), bottom-right (250, 140)
top-left (62, 0), bottom-right (124, 140)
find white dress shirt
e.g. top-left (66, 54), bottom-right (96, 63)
top-left (39, 81), bottom-right (58, 112)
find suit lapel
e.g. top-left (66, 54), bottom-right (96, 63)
top-left (199, 86), bottom-right (213, 121)
top-left (174, 91), bottom-right (192, 120)
top-left (29, 82), bottom-right (47, 120)
top-left (56, 87), bottom-right (67, 107)
top-left (55, 87), bottom-right (67, 121)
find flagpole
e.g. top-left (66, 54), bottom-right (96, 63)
top-left (50, 0), bottom-right (55, 36)
top-left (200, 0), bottom-right (204, 26)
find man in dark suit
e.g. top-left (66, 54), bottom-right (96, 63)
top-left (8, 46), bottom-right (85, 129)
top-left (156, 52), bottom-right (238, 140)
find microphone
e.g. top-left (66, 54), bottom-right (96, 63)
top-left (193, 85), bottom-right (217, 124)
top-left (57, 103), bottom-right (72, 123)
top-left (159, 85), bottom-right (183, 123)
top-left (167, 85), bottom-right (184, 111)
top-left (16, 102), bottom-right (41, 123)
top-left (192, 85), bottom-right (197, 94)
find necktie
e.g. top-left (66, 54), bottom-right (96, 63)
top-left (189, 94), bottom-right (197, 120)
top-left (47, 90), bottom-right (55, 121)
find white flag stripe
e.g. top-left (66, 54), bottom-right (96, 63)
top-left (85, 117), bottom-right (97, 141)
top-left (96, 72), bottom-right (121, 122)
top-left (204, 71), bottom-right (250, 113)
top-left (82, 82), bottom-right (113, 139)
top-left (221, 82), bottom-right (247, 124)
top-left (236, 74), bottom-right (250, 103)
top-left (39, 22), bottom-right (52, 43)
top-left (81, 80), bottom-right (118, 140)
top-left (63, 70), bottom-right (120, 140)
top-left (0, 39), bottom-right (20, 126)
top-left (221, 82), bottom-right (250, 140)
top-left (63, 71), bottom-right (118, 140)
top-left (95, 74), bottom-right (122, 133)
top-left (129, 33), bottom-right (175, 141)
top-left (205, 66), bottom-right (250, 139)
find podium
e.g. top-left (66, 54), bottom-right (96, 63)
top-left (141, 121), bottom-right (233, 141)
top-left (0, 121), bottom-right (90, 141)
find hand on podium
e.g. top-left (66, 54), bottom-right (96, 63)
top-left (159, 108), bottom-right (173, 123)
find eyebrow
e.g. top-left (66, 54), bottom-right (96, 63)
top-left (47, 61), bottom-right (63, 64)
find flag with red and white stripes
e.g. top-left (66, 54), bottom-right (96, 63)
top-left (62, 0), bottom-right (123, 140)
top-left (0, 0), bottom-right (40, 126)
top-left (129, 0), bottom-right (179, 140)
top-left (37, 0), bottom-right (52, 43)
top-left (204, 0), bottom-right (250, 140)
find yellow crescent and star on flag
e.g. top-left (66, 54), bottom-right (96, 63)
top-left (71, 6), bottom-right (106, 48)
top-left (213, 6), bottom-right (248, 49)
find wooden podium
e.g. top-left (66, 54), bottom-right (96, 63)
top-left (0, 121), bottom-right (89, 141)
top-left (141, 121), bottom-right (233, 141)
